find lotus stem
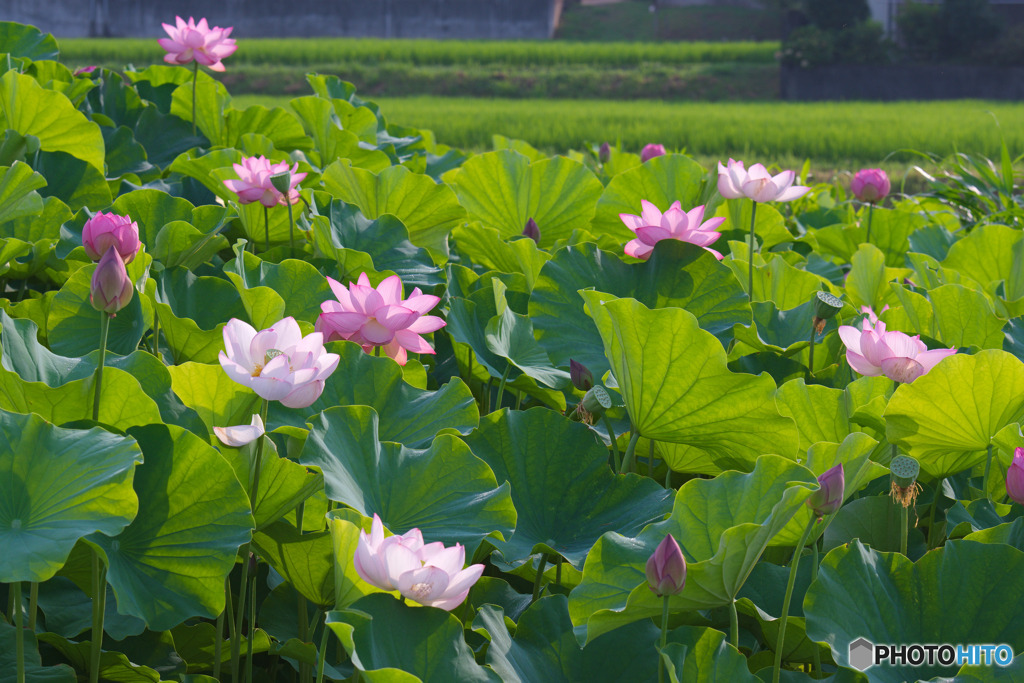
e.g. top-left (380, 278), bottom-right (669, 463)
top-left (555, 556), bottom-right (562, 587)
top-left (91, 313), bottom-right (111, 422)
top-left (603, 415), bottom-right (621, 472)
top-left (747, 201), bottom-right (758, 303)
top-left (531, 555), bottom-right (549, 603)
top-left (983, 444), bottom-right (993, 502)
top-left (729, 598), bottom-right (739, 650)
top-left (865, 202), bottom-right (874, 244)
top-left (27, 583), bottom-right (37, 631)
top-left (900, 504), bottom-right (909, 557)
top-left (191, 61), bottom-right (198, 138)
top-left (807, 321), bottom-right (816, 379)
top-left (772, 516), bottom-right (816, 683)
top-left (263, 205), bottom-right (270, 253)
top-left (494, 364), bottom-right (512, 412)
top-left (249, 400), bottom-right (271, 514)
top-left (658, 594), bottom-right (670, 683)
top-left (316, 618), bottom-right (330, 683)
top-left (90, 550), bottom-right (107, 683)
top-left (286, 196), bottom-right (296, 254)
top-left (225, 576), bottom-right (236, 681)
top-left (621, 430), bottom-right (641, 474)
top-left (810, 541), bottom-right (822, 677)
top-left (245, 567), bottom-right (257, 683)
top-left (13, 581), bottom-right (24, 683)
top-left (152, 317), bottom-right (160, 361)
top-left (515, 390), bottom-right (523, 411)
top-left (213, 582), bottom-right (225, 681)
top-left (926, 478), bottom-right (943, 549)
top-left (647, 439), bottom-right (655, 478)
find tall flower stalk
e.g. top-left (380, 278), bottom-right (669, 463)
top-left (158, 16), bottom-right (237, 138)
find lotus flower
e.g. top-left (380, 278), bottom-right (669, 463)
top-left (223, 156), bottom-right (307, 208)
top-left (90, 247), bottom-right (134, 315)
top-left (522, 217), bottom-right (540, 243)
top-left (640, 143), bottom-right (666, 163)
top-left (598, 142), bottom-right (612, 163)
top-left (218, 317), bottom-right (339, 409)
top-left (213, 413), bottom-right (265, 448)
top-left (315, 273), bottom-right (446, 366)
top-left (807, 463), bottom-right (845, 519)
top-left (354, 514), bottom-right (484, 611)
top-left (839, 315), bottom-right (955, 384)
top-left (158, 16), bottom-right (237, 72)
top-left (620, 199), bottom-right (726, 260)
top-left (717, 159), bottom-right (810, 203)
top-left (646, 534), bottom-right (686, 597)
top-left (851, 168), bottom-right (891, 203)
top-left (1007, 448), bottom-right (1024, 505)
top-left (570, 359), bottom-right (594, 391)
top-left (82, 212), bottom-right (141, 264)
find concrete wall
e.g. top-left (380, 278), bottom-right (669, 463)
top-left (2, 0), bottom-right (563, 39)
top-left (781, 64), bottom-right (1024, 101)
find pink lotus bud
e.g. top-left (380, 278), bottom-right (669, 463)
top-left (851, 169), bottom-right (890, 203)
top-left (1008, 448), bottom-right (1024, 505)
top-left (522, 217), bottom-right (540, 243)
top-left (569, 359), bottom-right (594, 391)
top-left (646, 534), bottom-right (686, 597)
top-left (640, 144), bottom-right (667, 163)
top-left (806, 463), bottom-right (845, 519)
top-left (90, 246), bottom-right (134, 315)
top-left (598, 142), bottom-right (611, 164)
top-left (74, 65), bottom-right (98, 77)
top-left (82, 212), bottom-right (141, 264)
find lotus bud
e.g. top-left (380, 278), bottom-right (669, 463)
top-left (82, 211), bottom-right (141, 264)
top-left (570, 358), bottom-right (594, 391)
top-left (812, 291), bottom-right (844, 334)
top-left (889, 455), bottom-right (922, 508)
top-left (598, 142), bottom-right (611, 164)
top-left (646, 534), bottom-right (686, 597)
top-left (522, 217), bottom-right (540, 243)
top-left (806, 463), bottom-right (844, 520)
top-left (90, 246), bottom-right (134, 316)
top-left (851, 168), bottom-right (891, 204)
top-left (1008, 447), bottom-right (1024, 506)
top-left (640, 143), bottom-right (666, 163)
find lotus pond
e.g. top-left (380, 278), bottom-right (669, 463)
top-left (1, 19), bottom-right (1023, 683)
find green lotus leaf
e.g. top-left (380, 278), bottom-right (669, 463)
top-left (805, 540), bottom-right (1024, 683)
top-left (32, 632), bottom-right (165, 682)
top-left (269, 340), bottom-right (477, 448)
top-left (225, 252), bottom-right (331, 324)
top-left (91, 423), bottom-right (253, 631)
top-left (1003, 317), bottom-right (1024, 362)
top-left (166, 360), bottom-right (259, 438)
top-left (303, 405), bottom-right (515, 553)
top-left (726, 252), bottom-right (837, 309)
top-left (252, 521), bottom-right (334, 609)
top-left (582, 291), bottom-right (796, 462)
top-left (735, 560), bottom-right (825, 666)
top-left (809, 207), bottom-right (923, 267)
top-left (34, 150), bottom-right (110, 212)
top-left (964, 518), bottom-right (1024, 552)
top-left (224, 104), bottom-right (311, 152)
top-left (530, 241), bottom-right (749, 379)
top-left (929, 283), bottom-right (1006, 349)
top-left (842, 243), bottom-right (910, 312)
top-left (776, 379), bottom-right (853, 452)
top-left (326, 593), bottom-right (501, 683)
top-left (326, 508), bottom-right (383, 609)
top-left (0, 410), bottom-right (142, 582)
top-left (110, 188), bottom-right (195, 247)
top-left (289, 96), bottom-right (388, 171)
top-left (884, 350), bottom-right (1024, 478)
top-left (0, 160), bottom-right (44, 224)
top-left (942, 223), bottom-right (1024, 298)
top-left (661, 626), bottom-right (760, 683)
top-left (463, 408), bottom-right (672, 568)
top-left (151, 217), bottom-right (230, 270)
top-left (0, 21), bottom-right (59, 61)
top-left (484, 280), bottom-right (569, 389)
top-left (822, 495), bottom-right (927, 559)
top-left (170, 79), bottom-right (229, 147)
top-left (569, 455), bottom-right (817, 643)
top-left (35, 576), bottom-right (145, 641)
top-left (0, 622), bottom-right (76, 683)
top-left (451, 223), bottom-right (549, 291)
top-left (448, 150), bottom-right (603, 247)
top-left (322, 162), bottom-right (464, 262)
top-left (151, 267), bottom-right (248, 364)
top-left (715, 198), bottom-right (793, 252)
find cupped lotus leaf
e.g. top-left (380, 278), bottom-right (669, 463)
top-left (809, 207), bottom-right (922, 267)
top-left (735, 560), bottom-right (825, 665)
top-left (660, 626), bottom-right (760, 683)
top-left (883, 282), bottom-right (936, 339)
top-left (529, 241), bottom-right (750, 379)
top-left (225, 252), bottom-right (332, 324)
top-left (303, 405), bottom-right (515, 553)
top-left (30, 633), bottom-right (165, 682)
top-left (167, 361), bottom-right (260, 439)
top-left (485, 280), bottom-right (569, 389)
top-left (321, 161), bottom-right (464, 262)
top-left (0, 409), bottom-right (142, 582)
top-left (884, 350), bottom-right (1024, 478)
top-left (0, 71), bottom-right (104, 172)
top-left (451, 222), bottom-right (550, 291)
top-left (0, 622), bottom-right (76, 683)
top-left (842, 243), bottom-right (908, 312)
top-left (581, 291), bottom-right (797, 462)
top-left (731, 301), bottom-right (844, 373)
top-left (269, 340), bottom-right (477, 448)
top-left (326, 593), bottom-right (502, 683)
top-left (91, 423), bottom-right (253, 631)
top-left (34, 150), bottom-right (111, 213)
top-left (326, 508), bottom-right (384, 609)
top-left (964, 518), bottom-right (1024, 552)
top-left (463, 408), bottom-right (673, 568)
top-left (568, 455), bottom-right (817, 644)
top-left (0, 21), bottom-right (59, 61)
top-left (152, 218), bottom-right (230, 271)
top-left (252, 521), bottom-right (334, 609)
top-left (448, 149), bottom-right (603, 247)
top-left (0, 160), bottom-right (44, 224)
top-left (726, 253), bottom-right (837, 310)
top-left (942, 223), bottom-right (1023, 296)
top-left (805, 540), bottom-right (1024, 683)
top-left (474, 596), bottom-right (660, 683)
top-left (224, 104), bottom-right (311, 152)
top-left (35, 576), bottom-right (145, 641)
top-left (776, 379), bottom-right (852, 452)
top-left (590, 154), bottom-right (713, 244)
top-left (170, 79), bottom-right (229, 147)
top-left (151, 267), bottom-right (248, 364)
top-left (289, 97), bottom-right (388, 172)
top-left (167, 148), bottom-right (241, 201)
top-left (929, 283), bottom-right (1006, 349)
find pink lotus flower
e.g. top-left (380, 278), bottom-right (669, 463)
top-left (73, 66), bottom-right (98, 77)
top-left (717, 159), bottom-right (810, 203)
top-left (354, 514), bottom-right (484, 611)
top-left (860, 304), bottom-right (888, 325)
top-left (838, 315), bottom-right (956, 384)
top-left (223, 156), bottom-right (307, 208)
top-left (640, 143), bottom-right (667, 163)
top-left (219, 316), bottom-right (339, 409)
top-left (90, 246), bottom-right (135, 315)
top-left (851, 168), bottom-right (891, 203)
top-left (213, 413), bottom-right (265, 448)
top-left (82, 212), bottom-right (141, 264)
top-left (158, 16), bottom-right (237, 72)
top-left (806, 463), bottom-right (844, 519)
top-left (316, 273), bottom-right (446, 366)
top-left (619, 199), bottom-right (726, 260)
top-left (1008, 448), bottom-right (1024, 506)
top-left (646, 534), bottom-right (686, 597)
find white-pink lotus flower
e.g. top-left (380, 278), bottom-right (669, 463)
top-left (839, 313), bottom-right (955, 384)
top-left (619, 199), bottom-right (726, 260)
top-left (218, 316), bottom-right (339, 409)
top-left (717, 159), bottom-right (810, 203)
top-left (158, 16), bottom-right (237, 72)
top-left (315, 273), bottom-right (445, 366)
top-left (223, 156), bottom-right (307, 207)
top-left (213, 413), bottom-right (265, 447)
top-left (354, 514), bottom-right (484, 611)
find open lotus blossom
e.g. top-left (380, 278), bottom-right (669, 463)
top-left (620, 199), bottom-right (726, 260)
top-left (213, 413), bottom-right (265, 448)
top-left (717, 158), bottom-right (810, 203)
top-left (839, 314), bottom-right (956, 384)
top-left (860, 304), bottom-right (888, 325)
top-left (851, 168), bottom-right (891, 203)
top-left (223, 156), bottom-right (307, 207)
top-left (219, 316), bottom-right (339, 409)
top-left (90, 246), bottom-right (134, 315)
top-left (646, 534), bottom-right (686, 597)
top-left (354, 514), bottom-right (484, 611)
top-left (640, 143), bottom-right (667, 162)
top-left (82, 212), bottom-right (141, 264)
top-left (158, 16), bottom-right (237, 72)
top-left (316, 273), bottom-right (445, 366)
top-left (1007, 448), bottom-right (1024, 506)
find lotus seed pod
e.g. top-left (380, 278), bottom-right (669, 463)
top-left (889, 455), bottom-right (920, 489)
top-left (581, 385), bottom-right (612, 417)
top-left (813, 291), bottom-right (844, 320)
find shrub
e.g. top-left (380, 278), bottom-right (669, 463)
top-left (779, 24), bottom-right (834, 67)
top-left (804, 0), bottom-right (871, 32)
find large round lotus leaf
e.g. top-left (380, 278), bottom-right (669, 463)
top-left (47, 263), bottom-right (148, 357)
top-left (0, 161), bottom-right (45, 225)
top-left (0, 622), bottom-right (76, 683)
top-left (529, 241), bottom-right (749, 378)
top-left (303, 405), bottom-right (515, 554)
top-left (884, 350), bottom-right (1024, 478)
top-left (661, 626), bottom-right (760, 683)
top-left (810, 206), bottom-right (923, 267)
top-left (463, 408), bottom-right (672, 569)
top-left (451, 223), bottom-right (549, 291)
top-left (0, 21), bottom-right (59, 61)
top-left (327, 593), bottom-right (502, 683)
top-left (805, 540), bottom-right (1024, 683)
top-left (448, 149), bottom-right (603, 247)
top-left (942, 223), bottom-right (1024, 295)
top-left (152, 267), bottom-right (248, 364)
top-left (581, 290), bottom-right (796, 463)
top-left (110, 188), bottom-right (195, 247)
top-left (0, 409), bottom-right (142, 582)
top-left (252, 521), bottom-right (334, 609)
top-left (569, 455), bottom-right (817, 644)
top-left (726, 252), bottom-right (837, 310)
top-left (928, 283), bottom-right (1006, 350)
top-left (224, 252), bottom-right (332, 325)
top-left (91, 423), bottom-right (253, 631)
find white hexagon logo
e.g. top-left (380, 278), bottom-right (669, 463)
top-left (849, 637), bottom-right (875, 671)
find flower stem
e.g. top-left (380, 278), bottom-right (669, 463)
top-left (647, 439), bottom-right (655, 478)
top-left (810, 540), bottom-right (822, 678)
top-left (531, 555), bottom-right (549, 603)
top-left (865, 202), bottom-right (874, 244)
top-left (316, 618), bottom-right (330, 683)
top-left (983, 443), bottom-right (994, 502)
top-left (191, 61), bottom-right (198, 139)
top-left (620, 430), bottom-right (641, 474)
top-left (245, 566), bottom-right (257, 683)
top-left (27, 582), bottom-right (37, 631)
top-left (807, 320), bottom-right (816, 379)
top-left (747, 201), bottom-right (758, 303)
top-left (494, 364), bottom-right (512, 413)
top-left (900, 503), bottom-right (909, 557)
top-left (90, 550), bottom-right (106, 683)
top-left (286, 196), bottom-right (296, 254)
top-left (213, 584), bottom-right (225, 681)
top-left (263, 205), bottom-right (270, 253)
top-left (926, 478), bottom-right (943, 549)
top-left (91, 313), bottom-right (111, 422)
top-left (152, 317), bottom-right (160, 361)
top-left (658, 594), bottom-right (670, 683)
top-left (729, 598), bottom-right (739, 649)
top-left (603, 415), bottom-right (621, 472)
top-left (13, 581), bottom-right (24, 683)
top-left (772, 516), bottom-right (816, 683)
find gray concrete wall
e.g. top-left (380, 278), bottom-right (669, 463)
top-left (2, 0), bottom-right (563, 39)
